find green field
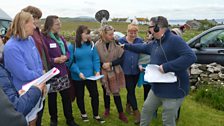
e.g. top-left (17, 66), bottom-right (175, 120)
top-left (41, 83), bottom-right (224, 126)
top-left (60, 21), bottom-right (148, 33)
top-left (41, 22), bottom-right (224, 126)
top-left (59, 21), bottom-right (202, 42)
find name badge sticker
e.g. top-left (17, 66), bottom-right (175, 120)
top-left (50, 43), bottom-right (57, 48)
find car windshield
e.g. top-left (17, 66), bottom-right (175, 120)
top-left (0, 20), bottom-right (11, 35)
top-left (200, 29), bottom-right (224, 48)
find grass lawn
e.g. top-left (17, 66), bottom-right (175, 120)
top-left (41, 82), bottom-right (224, 126)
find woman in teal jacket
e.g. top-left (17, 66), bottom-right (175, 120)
top-left (67, 25), bottom-right (105, 123)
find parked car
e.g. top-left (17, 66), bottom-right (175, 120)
top-left (0, 8), bottom-right (12, 37)
top-left (188, 25), bottom-right (224, 65)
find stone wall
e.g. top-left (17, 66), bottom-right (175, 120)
top-left (190, 63), bottom-right (224, 90)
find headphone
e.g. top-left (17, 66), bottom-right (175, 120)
top-left (154, 16), bottom-right (160, 33)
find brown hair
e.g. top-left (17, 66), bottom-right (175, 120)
top-left (99, 25), bottom-right (114, 42)
top-left (42, 15), bottom-right (59, 36)
top-left (75, 25), bottom-right (90, 47)
top-left (11, 11), bottom-right (33, 39)
top-left (22, 6), bottom-right (42, 19)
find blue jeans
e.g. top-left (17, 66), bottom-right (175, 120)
top-left (140, 90), bottom-right (184, 126)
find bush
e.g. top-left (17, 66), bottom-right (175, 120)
top-left (194, 85), bottom-right (224, 111)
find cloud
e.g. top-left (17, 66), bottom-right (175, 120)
top-left (1, 0), bottom-right (224, 19)
top-left (84, 1), bottom-right (96, 5)
top-left (133, 5), bottom-right (224, 19)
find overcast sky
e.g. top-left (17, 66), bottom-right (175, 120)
top-left (1, 0), bottom-right (224, 20)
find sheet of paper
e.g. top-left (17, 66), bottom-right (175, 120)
top-left (25, 85), bottom-right (49, 122)
top-left (144, 64), bottom-right (177, 83)
top-left (22, 67), bottom-right (60, 91)
top-left (22, 68), bottom-right (57, 123)
top-left (86, 75), bottom-right (104, 80)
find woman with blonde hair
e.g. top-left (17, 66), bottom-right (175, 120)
top-left (118, 23), bottom-right (143, 124)
top-left (22, 6), bottom-right (51, 126)
top-left (3, 11), bottom-right (45, 126)
top-left (95, 25), bottom-right (128, 123)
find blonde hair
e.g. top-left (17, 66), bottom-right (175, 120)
top-left (11, 11), bottom-right (33, 39)
top-left (99, 25), bottom-right (114, 42)
top-left (127, 24), bottom-right (139, 32)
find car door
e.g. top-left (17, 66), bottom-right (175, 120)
top-left (190, 29), bottom-right (224, 65)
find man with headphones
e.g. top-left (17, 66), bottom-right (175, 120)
top-left (123, 16), bottom-right (197, 126)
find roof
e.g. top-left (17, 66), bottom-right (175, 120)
top-left (136, 18), bottom-right (148, 21)
top-left (0, 8), bottom-right (12, 21)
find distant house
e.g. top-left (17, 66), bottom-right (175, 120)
top-left (186, 19), bottom-right (218, 30)
top-left (125, 18), bottom-right (131, 23)
top-left (186, 19), bottom-right (202, 29)
top-left (208, 19), bottom-right (218, 25)
top-left (112, 18), bottom-right (130, 23)
top-left (134, 17), bottom-right (149, 25)
top-left (112, 17), bottom-right (149, 25)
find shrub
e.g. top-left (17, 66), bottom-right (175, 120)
top-left (194, 85), bottom-right (224, 111)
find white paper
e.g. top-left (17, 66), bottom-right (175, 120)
top-left (86, 75), bottom-right (104, 80)
top-left (25, 85), bottom-right (50, 123)
top-left (144, 64), bottom-right (177, 83)
top-left (22, 67), bottom-right (60, 91)
top-left (22, 68), bottom-right (59, 123)
top-left (23, 67), bottom-right (55, 123)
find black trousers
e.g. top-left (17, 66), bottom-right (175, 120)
top-left (73, 80), bottom-right (99, 116)
top-left (125, 74), bottom-right (139, 111)
top-left (48, 88), bottom-right (74, 122)
top-left (36, 100), bottom-right (45, 126)
top-left (143, 84), bottom-right (151, 101)
top-left (102, 86), bottom-right (123, 113)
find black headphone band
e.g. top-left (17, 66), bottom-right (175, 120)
top-left (154, 16), bottom-right (160, 33)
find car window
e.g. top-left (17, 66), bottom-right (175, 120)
top-left (0, 20), bottom-right (11, 35)
top-left (200, 30), bottom-right (224, 48)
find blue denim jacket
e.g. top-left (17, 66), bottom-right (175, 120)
top-left (119, 37), bottom-right (143, 75)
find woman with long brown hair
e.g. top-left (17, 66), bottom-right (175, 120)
top-left (67, 25), bottom-right (105, 123)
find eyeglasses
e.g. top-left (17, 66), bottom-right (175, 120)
top-left (148, 25), bottom-right (155, 28)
